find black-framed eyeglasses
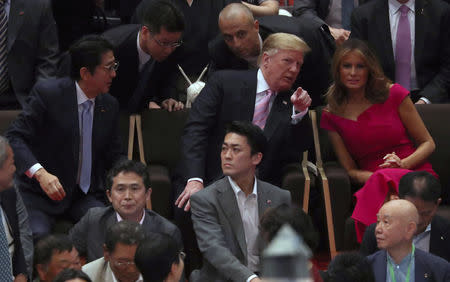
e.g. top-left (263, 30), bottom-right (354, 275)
top-left (103, 61), bottom-right (120, 72)
top-left (145, 27), bottom-right (183, 48)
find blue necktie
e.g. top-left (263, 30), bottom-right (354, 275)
top-left (80, 100), bottom-right (93, 194)
top-left (0, 0), bottom-right (9, 94)
top-left (0, 209), bottom-right (12, 282)
top-left (342, 0), bottom-right (354, 30)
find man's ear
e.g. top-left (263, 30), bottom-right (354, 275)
top-left (254, 19), bottom-right (259, 31)
top-left (79, 67), bottom-right (92, 81)
top-left (36, 264), bottom-right (47, 281)
top-left (390, 194), bottom-right (400, 201)
top-left (405, 221), bottom-right (417, 240)
top-left (252, 152), bottom-right (263, 166)
top-left (106, 189), bottom-right (113, 204)
top-left (103, 244), bottom-right (110, 262)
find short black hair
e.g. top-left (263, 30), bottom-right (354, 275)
top-left (259, 204), bottom-right (319, 251)
top-left (325, 252), bottom-right (375, 282)
top-left (105, 159), bottom-right (150, 191)
top-left (399, 171), bottom-right (441, 203)
top-left (135, 233), bottom-right (181, 282)
top-left (53, 269), bottom-right (92, 282)
top-left (225, 121), bottom-right (267, 155)
top-left (104, 221), bottom-right (146, 253)
top-left (69, 35), bottom-right (114, 80)
top-left (141, 0), bottom-right (185, 33)
top-left (34, 235), bottom-right (74, 272)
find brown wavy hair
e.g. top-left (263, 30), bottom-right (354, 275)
top-left (325, 39), bottom-right (391, 113)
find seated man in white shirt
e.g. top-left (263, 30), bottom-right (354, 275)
top-left (82, 221), bottom-right (145, 282)
top-left (190, 121), bottom-right (292, 282)
top-left (360, 171), bottom-right (450, 262)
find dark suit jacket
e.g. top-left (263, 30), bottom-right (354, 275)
top-left (0, 188), bottom-right (27, 277)
top-left (360, 215), bottom-right (450, 262)
top-left (190, 177), bottom-right (291, 282)
top-left (178, 70), bottom-right (313, 188)
top-left (208, 15), bottom-right (335, 108)
top-left (367, 248), bottom-right (450, 282)
top-left (7, 0), bottom-right (59, 107)
top-left (350, 0), bottom-right (450, 103)
top-left (6, 77), bottom-right (124, 214)
top-left (69, 206), bottom-right (183, 262)
top-left (101, 24), bottom-right (176, 113)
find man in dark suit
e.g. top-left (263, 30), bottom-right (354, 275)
top-left (69, 160), bottom-right (182, 263)
top-left (350, 0), bottom-right (450, 103)
top-left (0, 136), bottom-right (27, 281)
top-left (102, 0), bottom-right (185, 113)
top-left (361, 171), bottom-right (450, 262)
top-left (6, 36), bottom-right (125, 240)
top-left (0, 0), bottom-right (59, 109)
top-left (368, 199), bottom-right (450, 281)
top-left (209, 3), bottom-right (335, 107)
top-left (190, 121), bottom-right (291, 282)
top-left (176, 32), bottom-right (312, 212)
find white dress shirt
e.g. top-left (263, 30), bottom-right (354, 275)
top-left (228, 176), bottom-right (259, 282)
top-left (136, 32), bottom-right (152, 72)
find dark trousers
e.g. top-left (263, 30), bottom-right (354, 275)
top-left (0, 88), bottom-right (21, 110)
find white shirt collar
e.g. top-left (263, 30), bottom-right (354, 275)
top-left (137, 31), bottom-right (151, 66)
top-left (256, 69), bottom-right (271, 94)
top-left (109, 262), bottom-right (144, 282)
top-left (116, 211), bottom-right (146, 225)
top-left (228, 176), bottom-right (258, 198)
top-left (75, 81), bottom-right (95, 106)
top-left (389, 0), bottom-right (415, 17)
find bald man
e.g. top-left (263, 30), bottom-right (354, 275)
top-left (208, 3), bottom-right (334, 107)
top-left (367, 200), bottom-right (450, 282)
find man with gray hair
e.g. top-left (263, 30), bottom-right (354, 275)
top-left (367, 200), bottom-right (450, 281)
top-left (82, 221), bottom-right (146, 282)
top-left (0, 136), bottom-right (28, 281)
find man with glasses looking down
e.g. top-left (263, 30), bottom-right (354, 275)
top-left (102, 0), bottom-right (186, 113)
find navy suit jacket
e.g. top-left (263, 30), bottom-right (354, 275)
top-left (6, 77), bottom-right (125, 214)
top-left (208, 15), bottom-right (335, 108)
top-left (367, 248), bottom-right (450, 282)
top-left (0, 188), bottom-right (27, 277)
top-left (102, 25), bottom-right (177, 113)
top-left (177, 70), bottom-right (313, 188)
top-left (7, 0), bottom-right (59, 107)
top-left (361, 215), bottom-right (450, 262)
top-left (350, 0), bottom-right (450, 103)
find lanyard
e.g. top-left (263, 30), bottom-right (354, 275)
top-left (388, 244), bottom-right (415, 282)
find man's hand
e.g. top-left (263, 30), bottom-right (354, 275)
top-left (14, 274), bottom-right (27, 282)
top-left (291, 87), bottom-right (312, 112)
top-left (34, 168), bottom-right (66, 201)
top-left (161, 98), bottom-right (184, 112)
top-left (415, 100), bottom-right (426, 105)
top-left (329, 27), bottom-right (350, 46)
top-left (148, 101), bottom-right (162, 109)
top-left (175, 180), bottom-right (204, 211)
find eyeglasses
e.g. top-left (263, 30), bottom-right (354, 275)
top-left (103, 61), bottom-right (120, 72)
top-left (146, 27), bottom-right (183, 48)
top-left (112, 260), bottom-right (135, 267)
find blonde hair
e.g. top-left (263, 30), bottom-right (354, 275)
top-left (325, 39), bottom-right (391, 113)
top-left (258, 33), bottom-right (311, 65)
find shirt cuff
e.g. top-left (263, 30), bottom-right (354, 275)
top-left (25, 163), bottom-right (43, 178)
top-left (291, 106), bottom-right (308, 124)
top-left (187, 178), bottom-right (203, 184)
top-left (247, 274), bottom-right (258, 282)
top-left (420, 97), bottom-right (431, 104)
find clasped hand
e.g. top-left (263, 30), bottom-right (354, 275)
top-left (379, 152), bottom-right (404, 168)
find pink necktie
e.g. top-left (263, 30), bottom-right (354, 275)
top-left (395, 5), bottom-right (411, 90)
top-left (253, 90), bottom-right (275, 129)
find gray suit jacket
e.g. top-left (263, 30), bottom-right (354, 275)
top-left (69, 206), bottom-right (183, 262)
top-left (7, 0), bottom-right (59, 106)
top-left (82, 257), bottom-right (114, 282)
top-left (190, 177), bottom-right (291, 282)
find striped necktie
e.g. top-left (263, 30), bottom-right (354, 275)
top-left (0, 0), bottom-right (9, 94)
top-left (0, 208), bottom-right (12, 282)
top-left (253, 89), bottom-right (275, 129)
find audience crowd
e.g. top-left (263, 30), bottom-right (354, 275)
top-left (0, 0), bottom-right (449, 281)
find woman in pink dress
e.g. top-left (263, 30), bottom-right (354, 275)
top-left (320, 39), bottom-right (436, 242)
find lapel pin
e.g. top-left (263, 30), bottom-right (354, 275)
top-left (101, 108), bottom-right (106, 112)
top-left (424, 273), bottom-right (429, 278)
top-left (441, 236), bottom-right (444, 240)
top-left (267, 200), bottom-right (271, 204)
top-left (19, 11), bottom-right (24, 16)
top-left (282, 101), bottom-right (288, 105)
